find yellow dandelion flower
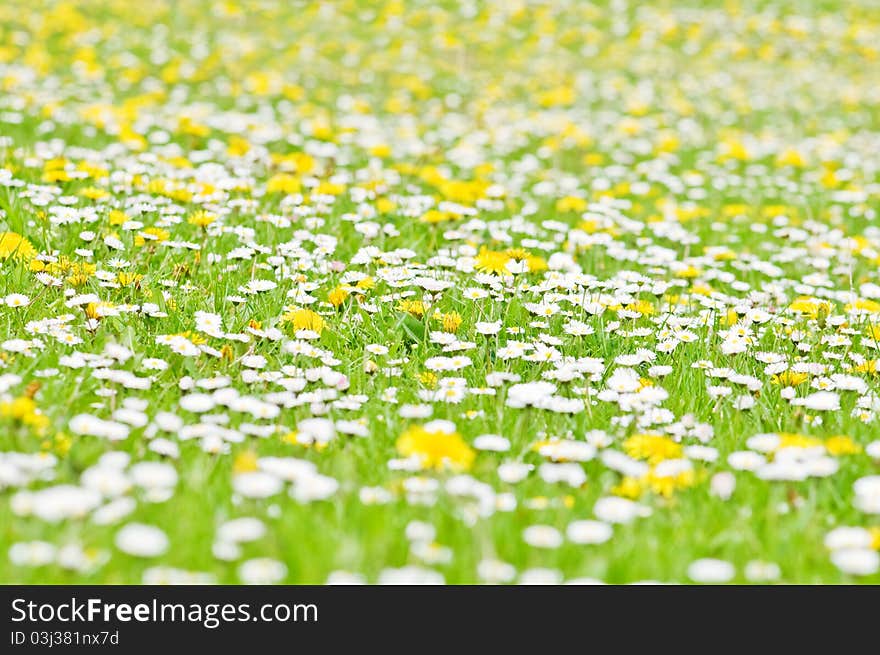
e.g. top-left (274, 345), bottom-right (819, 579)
top-left (397, 299), bottom-right (425, 318)
top-left (612, 476), bottom-right (644, 499)
top-left (328, 286), bottom-right (350, 308)
top-left (719, 308), bottom-right (740, 326)
top-left (79, 186), bottom-right (109, 200)
top-left (420, 209), bottom-right (453, 224)
top-left (375, 198), bottom-right (396, 214)
top-left (854, 360), bottom-right (878, 375)
top-left (778, 433), bottom-right (823, 450)
top-left (187, 210), bottom-right (216, 228)
top-left (134, 227), bottom-right (170, 247)
top-left (869, 527), bottom-right (880, 550)
top-left (676, 265), bottom-right (701, 279)
top-left (0, 396), bottom-right (38, 421)
top-left (44, 432), bottom-right (72, 456)
top-left (0, 396), bottom-right (49, 433)
top-left (176, 331), bottom-right (205, 345)
top-left (788, 297), bottom-right (832, 319)
top-left (526, 254), bottom-right (548, 272)
top-left (315, 181), bottom-right (344, 195)
top-left (117, 272), bottom-right (143, 287)
top-left (770, 371), bottom-right (809, 387)
top-left (233, 450), bottom-right (259, 474)
top-left (419, 372), bottom-right (438, 388)
top-left (691, 282), bottom-right (714, 296)
top-left (67, 273), bottom-right (91, 287)
top-left (824, 436), bottom-right (862, 456)
top-left (623, 433), bottom-right (682, 464)
top-left (776, 148), bottom-right (806, 168)
top-left (845, 298), bottom-right (880, 314)
top-left (622, 299), bottom-right (655, 316)
top-left (283, 308), bottom-right (326, 334)
top-left (555, 195), bottom-right (588, 213)
top-left (227, 136), bottom-right (250, 157)
top-left (396, 425), bottom-right (475, 472)
top-left (436, 311), bottom-right (462, 333)
top-left (0, 232), bottom-right (37, 261)
top-left (109, 210), bottom-right (129, 225)
top-left (645, 467), bottom-right (697, 498)
top-left (474, 248), bottom-right (512, 275)
top-left (266, 173), bottom-right (301, 194)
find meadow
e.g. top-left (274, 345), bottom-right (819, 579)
top-left (1, 0), bottom-right (879, 584)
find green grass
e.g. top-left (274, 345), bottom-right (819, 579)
top-left (0, 0), bottom-right (879, 584)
